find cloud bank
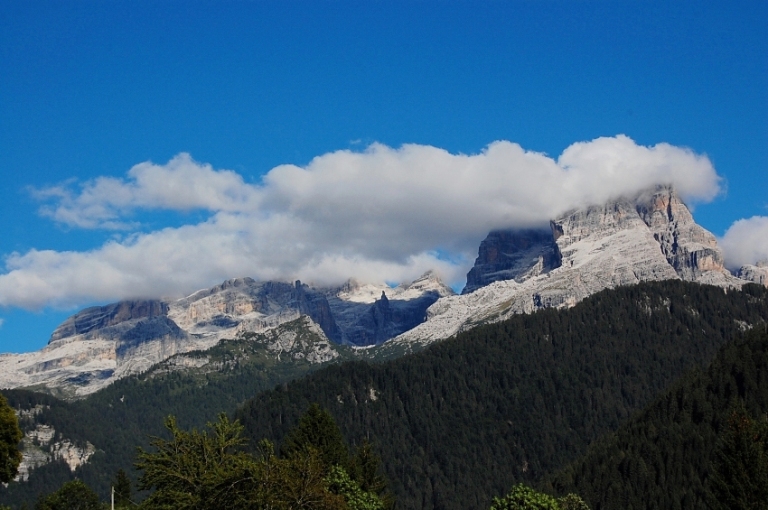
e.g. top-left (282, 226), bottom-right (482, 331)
top-left (719, 216), bottom-right (768, 270)
top-left (0, 135), bottom-right (729, 310)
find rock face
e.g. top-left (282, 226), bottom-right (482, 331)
top-left (391, 185), bottom-right (745, 346)
top-left (49, 300), bottom-right (168, 342)
top-left (13, 406), bottom-right (96, 482)
top-left (462, 229), bottom-right (560, 294)
top-left (168, 278), bottom-right (342, 343)
top-left (636, 187), bottom-right (727, 281)
top-left (326, 271), bottom-right (456, 346)
top-left (0, 273), bottom-right (453, 396)
top-left (738, 261), bottom-right (768, 286)
top-left (0, 185), bottom-right (756, 396)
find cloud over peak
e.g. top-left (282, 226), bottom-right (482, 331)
top-left (2, 135), bottom-right (728, 310)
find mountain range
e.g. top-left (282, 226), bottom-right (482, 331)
top-left (1, 185), bottom-right (766, 398)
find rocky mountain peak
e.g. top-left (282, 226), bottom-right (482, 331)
top-left (635, 186), bottom-right (727, 280)
top-left (463, 229), bottom-right (560, 294)
top-left (49, 300), bottom-right (168, 344)
top-left (737, 262), bottom-right (768, 286)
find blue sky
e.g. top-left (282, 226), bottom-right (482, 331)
top-left (1, 1), bottom-right (766, 353)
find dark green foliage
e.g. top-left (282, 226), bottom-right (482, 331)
top-left (112, 469), bottom-right (132, 509)
top-left (557, 493), bottom-right (591, 510)
top-left (490, 484), bottom-right (560, 510)
top-left (326, 465), bottom-right (385, 510)
top-left (709, 409), bottom-right (768, 509)
top-left (349, 440), bottom-right (388, 497)
top-left (548, 326), bottom-right (768, 509)
top-left (489, 484), bottom-right (589, 510)
top-left (34, 479), bottom-right (102, 510)
top-left (134, 409), bottom-right (383, 510)
top-left (135, 414), bottom-right (256, 509)
top-left (1, 320), bottom-right (349, 506)
top-left (0, 393), bottom-right (22, 484)
top-left (236, 281), bottom-right (768, 509)
top-left (282, 403), bottom-right (349, 470)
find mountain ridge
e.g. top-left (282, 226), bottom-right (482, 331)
top-left (1, 185), bottom-right (765, 397)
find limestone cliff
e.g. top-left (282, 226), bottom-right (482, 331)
top-left (462, 229), bottom-right (560, 294)
top-left (49, 300), bottom-right (168, 343)
top-left (13, 406), bottom-right (95, 482)
top-left (326, 271), bottom-right (455, 346)
top-left (0, 272), bottom-right (453, 396)
top-left (738, 261), bottom-right (768, 286)
top-left (391, 186), bottom-right (747, 347)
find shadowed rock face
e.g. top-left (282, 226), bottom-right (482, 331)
top-left (49, 300), bottom-right (169, 343)
top-left (340, 290), bottom-right (437, 347)
top-left (325, 271), bottom-right (455, 346)
top-left (462, 229), bottom-right (560, 294)
top-left (115, 316), bottom-right (187, 359)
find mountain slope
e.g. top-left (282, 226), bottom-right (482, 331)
top-left (0, 273), bottom-right (452, 397)
top-left (547, 322), bottom-right (768, 510)
top-left (392, 186), bottom-right (745, 346)
top-left (0, 317), bottom-right (360, 506)
top-left (235, 281), bottom-right (768, 510)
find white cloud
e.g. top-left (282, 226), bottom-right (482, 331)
top-left (1, 135), bottom-right (723, 310)
top-left (0, 318), bottom-right (4, 329)
top-left (719, 216), bottom-right (768, 269)
top-left (32, 153), bottom-right (262, 229)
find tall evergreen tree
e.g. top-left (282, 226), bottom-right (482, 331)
top-left (112, 469), bottom-right (132, 509)
top-left (282, 403), bottom-right (349, 471)
top-left (709, 409), bottom-right (768, 509)
top-left (0, 392), bottom-right (22, 484)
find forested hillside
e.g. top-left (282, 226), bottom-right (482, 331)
top-left (236, 281), bottom-right (768, 510)
top-left (2, 281), bottom-right (767, 509)
top-left (0, 319), bottom-right (358, 505)
top-left (546, 325), bottom-right (768, 509)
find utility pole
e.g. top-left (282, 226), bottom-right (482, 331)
top-left (111, 485), bottom-right (114, 510)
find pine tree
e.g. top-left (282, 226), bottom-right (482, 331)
top-left (281, 403), bottom-right (349, 471)
top-left (0, 392), bottom-right (22, 484)
top-left (709, 409), bottom-right (768, 510)
top-left (112, 469), bottom-right (132, 509)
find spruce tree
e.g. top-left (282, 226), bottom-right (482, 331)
top-left (281, 403), bottom-right (349, 470)
top-left (0, 392), bottom-right (22, 484)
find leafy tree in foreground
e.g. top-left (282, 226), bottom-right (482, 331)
top-left (326, 465), bottom-right (385, 510)
top-left (34, 479), bottom-right (102, 510)
top-left (491, 484), bottom-right (589, 510)
top-left (0, 392), bottom-right (22, 484)
top-left (135, 407), bottom-right (387, 509)
top-left (709, 409), bottom-right (768, 510)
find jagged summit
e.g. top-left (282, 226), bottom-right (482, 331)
top-left (0, 271), bottom-right (455, 395)
top-left (392, 185), bottom-right (747, 346)
top-left (462, 186), bottom-right (737, 295)
top-left (1, 185), bottom-right (760, 396)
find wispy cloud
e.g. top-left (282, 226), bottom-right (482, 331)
top-left (1, 135), bottom-right (725, 310)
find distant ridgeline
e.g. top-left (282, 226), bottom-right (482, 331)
top-left (235, 281), bottom-right (768, 510)
top-left (2, 280), bottom-right (768, 509)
